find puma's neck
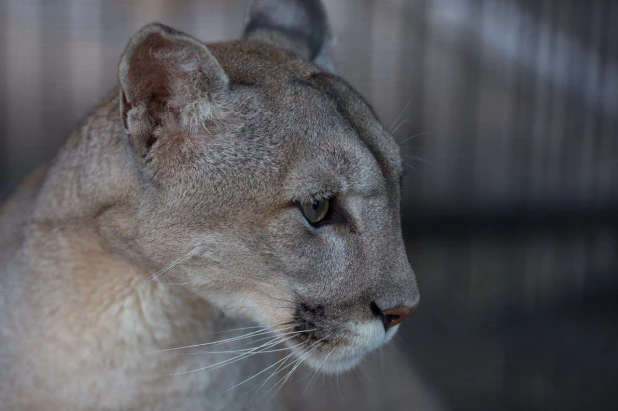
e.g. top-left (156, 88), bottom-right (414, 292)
top-left (34, 90), bottom-right (138, 224)
top-left (21, 221), bottom-right (219, 349)
top-left (14, 90), bottom-right (222, 352)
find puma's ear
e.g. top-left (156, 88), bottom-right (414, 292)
top-left (243, 0), bottom-right (336, 73)
top-left (118, 22), bottom-right (229, 158)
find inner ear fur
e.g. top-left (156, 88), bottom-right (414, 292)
top-left (118, 22), bottom-right (229, 157)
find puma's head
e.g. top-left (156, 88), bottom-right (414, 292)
top-left (118, 0), bottom-right (419, 373)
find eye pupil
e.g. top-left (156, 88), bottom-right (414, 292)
top-left (300, 198), bottom-right (331, 225)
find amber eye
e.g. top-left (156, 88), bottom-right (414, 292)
top-left (300, 199), bottom-right (330, 224)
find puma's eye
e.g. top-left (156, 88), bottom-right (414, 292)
top-left (300, 199), bottom-right (330, 225)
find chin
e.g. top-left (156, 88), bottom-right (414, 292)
top-left (309, 352), bottom-right (366, 374)
top-left (283, 320), bottom-right (399, 375)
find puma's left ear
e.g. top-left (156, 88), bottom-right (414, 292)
top-left (243, 0), bottom-right (336, 73)
top-left (118, 23), bottom-right (229, 159)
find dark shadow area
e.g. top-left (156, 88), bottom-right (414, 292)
top-left (402, 225), bottom-right (617, 411)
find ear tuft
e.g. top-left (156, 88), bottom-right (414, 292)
top-left (243, 0), bottom-right (336, 73)
top-left (118, 22), bottom-right (228, 157)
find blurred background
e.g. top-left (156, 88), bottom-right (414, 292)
top-left (0, 0), bottom-right (616, 409)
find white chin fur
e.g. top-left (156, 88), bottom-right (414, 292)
top-left (296, 320), bottom-right (399, 375)
top-left (308, 352), bottom-right (365, 374)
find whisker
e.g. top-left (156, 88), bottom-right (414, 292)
top-left (389, 97), bottom-right (412, 133)
top-left (276, 319), bottom-right (301, 327)
top-left (147, 328), bottom-right (273, 354)
top-left (302, 347), bottom-right (334, 395)
top-left (191, 328), bottom-right (315, 355)
top-left (190, 334), bottom-right (282, 355)
top-left (263, 337), bottom-right (327, 401)
top-left (399, 132), bottom-right (430, 147)
top-left (210, 347), bottom-right (302, 399)
top-left (357, 362), bottom-right (372, 382)
top-left (391, 118), bottom-right (412, 136)
top-left (164, 325), bottom-right (276, 355)
top-left (249, 350), bottom-right (299, 401)
top-left (401, 155), bottom-right (436, 168)
top-left (169, 329), bottom-right (317, 376)
top-left (268, 355), bottom-right (313, 400)
top-left (404, 163), bottom-right (427, 182)
top-left (219, 304), bottom-right (297, 311)
top-left (145, 326), bottom-right (290, 355)
top-left (352, 367), bottom-right (364, 389)
top-left (262, 358), bottom-right (303, 401)
top-left (139, 247), bottom-right (200, 288)
top-left (169, 337), bottom-right (286, 376)
top-left (212, 325), bottom-right (269, 334)
top-left (158, 280), bottom-right (200, 286)
top-left (336, 372), bottom-right (342, 400)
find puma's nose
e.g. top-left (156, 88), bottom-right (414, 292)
top-left (371, 301), bottom-right (419, 331)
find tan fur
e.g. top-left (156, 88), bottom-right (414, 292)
top-left (0, 2), bottom-right (432, 410)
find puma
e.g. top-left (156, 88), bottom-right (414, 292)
top-left (0, 1), bottom-right (431, 409)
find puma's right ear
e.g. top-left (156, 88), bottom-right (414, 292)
top-left (118, 22), bottom-right (228, 158)
top-left (243, 0), bottom-right (336, 73)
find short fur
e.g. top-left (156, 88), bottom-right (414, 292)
top-left (0, 1), bottom-right (424, 409)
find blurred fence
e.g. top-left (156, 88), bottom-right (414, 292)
top-left (1, 0), bottom-right (616, 211)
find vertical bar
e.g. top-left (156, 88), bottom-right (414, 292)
top-left (545, 1), bottom-right (570, 204)
top-left (528, 0), bottom-right (555, 206)
top-left (0, 0), bottom-right (7, 195)
top-left (41, 0), bottom-right (71, 159)
top-left (579, 0), bottom-right (604, 204)
top-left (402, 0), bottom-right (429, 207)
top-left (67, 0), bottom-right (104, 121)
top-left (597, 0), bottom-right (618, 204)
top-left (4, 0), bottom-right (45, 185)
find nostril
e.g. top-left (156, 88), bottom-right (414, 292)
top-left (371, 302), bottom-right (418, 331)
top-left (383, 313), bottom-right (400, 328)
top-left (382, 306), bottom-right (414, 329)
top-left (369, 302), bottom-right (382, 318)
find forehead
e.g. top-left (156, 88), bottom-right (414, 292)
top-left (287, 73), bottom-right (403, 179)
top-left (277, 75), bottom-right (403, 203)
top-left (275, 80), bottom-right (391, 199)
top-left (209, 40), bottom-right (403, 194)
